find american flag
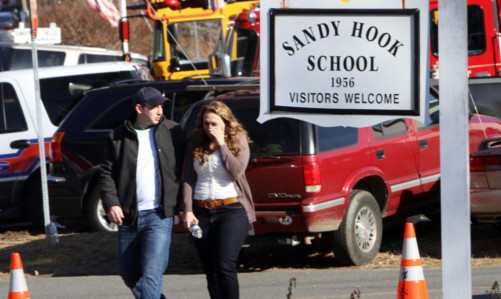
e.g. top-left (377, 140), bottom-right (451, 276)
top-left (86, 0), bottom-right (121, 28)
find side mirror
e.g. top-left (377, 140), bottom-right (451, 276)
top-left (167, 24), bottom-right (178, 45)
top-left (208, 53), bottom-right (231, 77)
top-left (169, 57), bottom-right (181, 71)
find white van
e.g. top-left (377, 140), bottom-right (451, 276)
top-left (0, 62), bottom-right (151, 226)
top-left (0, 42), bottom-right (150, 71)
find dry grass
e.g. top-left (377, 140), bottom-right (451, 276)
top-left (1, 220), bottom-right (500, 280)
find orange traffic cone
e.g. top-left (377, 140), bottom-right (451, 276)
top-left (396, 223), bottom-right (428, 299)
top-left (8, 253), bottom-right (30, 299)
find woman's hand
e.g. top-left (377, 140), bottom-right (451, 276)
top-left (182, 211), bottom-right (198, 230)
top-left (207, 126), bottom-right (225, 146)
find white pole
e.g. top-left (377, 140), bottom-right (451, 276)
top-left (29, 0), bottom-right (56, 244)
top-left (439, 0), bottom-right (471, 297)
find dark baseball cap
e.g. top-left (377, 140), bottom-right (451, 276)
top-left (134, 87), bottom-right (170, 106)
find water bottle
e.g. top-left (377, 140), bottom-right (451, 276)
top-left (46, 221), bottom-right (59, 245)
top-left (190, 221), bottom-right (202, 238)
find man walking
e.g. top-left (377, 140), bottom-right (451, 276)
top-left (100, 87), bottom-right (184, 298)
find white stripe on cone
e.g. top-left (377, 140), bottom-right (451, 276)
top-left (399, 265), bottom-right (425, 281)
top-left (9, 269), bottom-right (28, 293)
top-left (402, 237), bottom-right (421, 260)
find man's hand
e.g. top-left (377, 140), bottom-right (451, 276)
top-left (108, 206), bottom-right (124, 226)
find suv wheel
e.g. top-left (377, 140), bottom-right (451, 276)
top-left (87, 188), bottom-right (118, 232)
top-left (332, 190), bottom-right (382, 266)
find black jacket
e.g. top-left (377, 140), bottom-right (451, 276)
top-left (99, 114), bottom-right (185, 225)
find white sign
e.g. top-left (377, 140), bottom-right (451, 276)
top-left (13, 27), bottom-right (62, 44)
top-left (260, 0), bottom-right (430, 128)
top-left (272, 9), bottom-right (419, 115)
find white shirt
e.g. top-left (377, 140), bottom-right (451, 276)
top-left (135, 128), bottom-right (160, 210)
top-left (193, 150), bottom-right (238, 200)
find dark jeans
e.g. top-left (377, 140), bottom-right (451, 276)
top-left (193, 202), bottom-right (249, 299)
top-left (117, 208), bottom-right (173, 299)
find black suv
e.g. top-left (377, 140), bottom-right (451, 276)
top-left (48, 78), bottom-right (252, 232)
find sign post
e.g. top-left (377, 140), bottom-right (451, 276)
top-left (29, 0), bottom-right (57, 244)
top-left (439, 0), bottom-right (471, 297)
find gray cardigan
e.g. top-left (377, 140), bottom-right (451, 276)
top-left (183, 133), bottom-right (256, 223)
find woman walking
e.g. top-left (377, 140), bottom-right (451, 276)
top-left (183, 101), bottom-right (256, 299)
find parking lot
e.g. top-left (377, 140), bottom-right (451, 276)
top-left (1, 218), bottom-right (500, 280)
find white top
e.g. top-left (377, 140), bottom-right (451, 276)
top-left (193, 150), bottom-right (238, 200)
top-left (135, 128), bottom-right (160, 210)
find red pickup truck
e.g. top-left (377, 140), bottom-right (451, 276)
top-left (180, 85), bottom-right (501, 266)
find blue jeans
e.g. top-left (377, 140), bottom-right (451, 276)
top-left (193, 202), bottom-right (249, 299)
top-left (117, 208), bottom-right (173, 299)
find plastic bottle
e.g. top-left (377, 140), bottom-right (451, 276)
top-left (190, 221), bottom-right (202, 238)
top-left (47, 221), bottom-right (59, 245)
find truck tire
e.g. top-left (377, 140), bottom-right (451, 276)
top-left (332, 190), bottom-right (382, 266)
top-left (86, 188), bottom-right (118, 232)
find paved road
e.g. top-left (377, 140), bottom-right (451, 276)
top-left (1, 266), bottom-right (500, 298)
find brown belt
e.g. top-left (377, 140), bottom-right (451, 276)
top-left (194, 197), bottom-right (239, 209)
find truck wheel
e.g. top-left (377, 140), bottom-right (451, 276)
top-left (332, 190), bottom-right (382, 266)
top-left (86, 188), bottom-right (118, 232)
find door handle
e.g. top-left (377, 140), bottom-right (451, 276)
top-left (376, 149), bottom-right (385, 159)
top-left (419, 139), bottom-right (428, 149)
top-left (10, 139), bottom-right (31, 149)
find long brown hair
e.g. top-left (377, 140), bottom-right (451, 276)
top-left (191, 101), bottom-right (249, 164)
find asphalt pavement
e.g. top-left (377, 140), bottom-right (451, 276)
top-left (1, 266), bottom-right (500, 298)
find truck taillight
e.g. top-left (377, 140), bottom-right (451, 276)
top-left (470, 156), bottom-right (486, 172)
top-left (303, 156), bottom-right (321, 193)
top-left (50, 132), bottom-right (65, 163)
top-left (484, 156), bottom-right (501, 170)
top-left (470, 155), bottom-right (501, 172)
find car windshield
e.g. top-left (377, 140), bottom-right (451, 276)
top-left (183, 98), bottom-right (302, 155)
